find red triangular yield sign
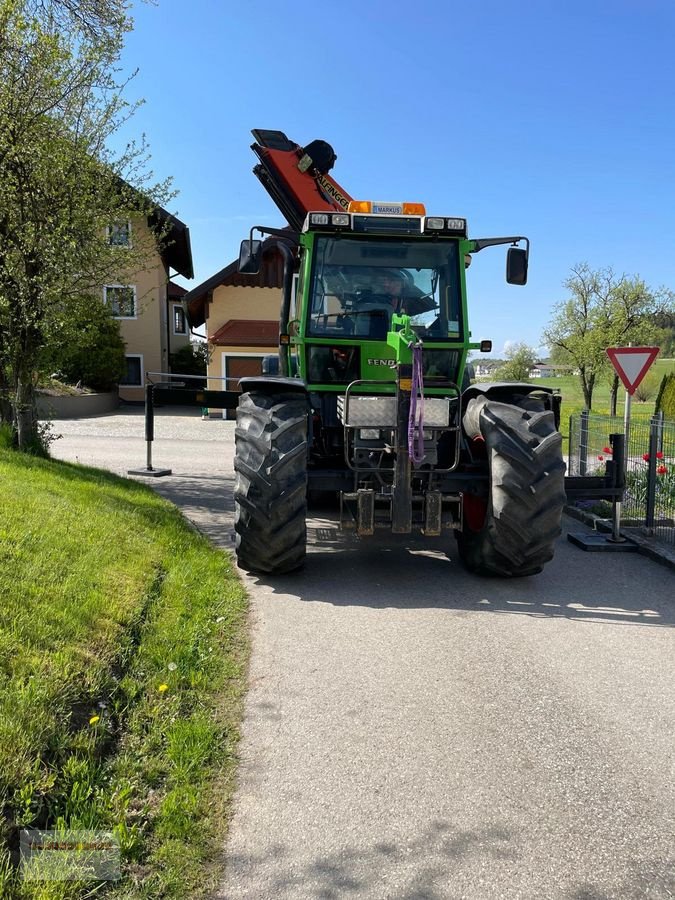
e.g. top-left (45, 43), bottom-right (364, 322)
top-left (606, 346), bottom-right (660, 394)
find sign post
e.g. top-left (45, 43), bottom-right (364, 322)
top-left (605, 346), bottom-right (660, 542)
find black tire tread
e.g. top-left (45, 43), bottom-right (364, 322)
top-left (457, 396), bottom-right (566, 577)
top-left (233, 391), bottom-right (308, 574)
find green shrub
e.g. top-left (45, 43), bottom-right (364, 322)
top-left (655, 372), bottom-right (675, 420)
top-left (169, 342), bottom-right (209, 386)
top-left (0, 423), bottom-right (13, 450)
top-left (43, 294), bottom-right (126, 391)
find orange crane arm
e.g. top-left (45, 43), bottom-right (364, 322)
top-left (250, 129), bottom-right (352, 232)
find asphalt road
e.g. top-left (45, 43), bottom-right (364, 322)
top-left (50, 409), bottom-right (675, 900)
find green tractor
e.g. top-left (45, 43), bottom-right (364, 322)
top-left (233, 199), bottom-right (567, 577)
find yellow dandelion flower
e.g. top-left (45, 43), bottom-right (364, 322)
top-left (158, 683), bottom-right (169, 693)
top-left (89, 715), bottom-right (100, 726)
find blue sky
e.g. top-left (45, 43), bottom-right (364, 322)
top-left (119, 0), bottom-right (675, 355)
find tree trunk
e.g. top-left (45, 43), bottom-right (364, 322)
top-left (609, 374), bottom-right (619, 416)
top-left (579, 369), bottom-right (594, 410)
top-left (0, 370), bottom-right (14, 432)
top-left (14, 369), bottom-right (38, 451)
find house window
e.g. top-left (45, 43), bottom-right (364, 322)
top-left (105, 285), bottom-right (136, 318)
top-left (173, 305), bottom-right (186, 335)
top-left (120, 355), bottom-right (143, 386)
top-left (108, 221), bottom-right (132, 247)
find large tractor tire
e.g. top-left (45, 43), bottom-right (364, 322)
top-left (233, 390), bottom-right (308, 575)
top-left (456, 396), bottom-right (566, 577)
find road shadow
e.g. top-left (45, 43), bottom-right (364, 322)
top-left (242, 516), bottom-right (675, 629)
top-left (219, 819), bottom-right (516, 899)
top-left (217, 816), bottom-right (675, 899)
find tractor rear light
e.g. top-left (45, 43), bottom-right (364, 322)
top-left (331, 214), bottom-right (350, 226)
top-left (480, 340), bottom-right (492, 352)
top-left (359, 428), bottom-right (381, 440)
top-left (309, 213), bottom-right (329, 225)
top-left (425, 217), bottom-right (445, 230)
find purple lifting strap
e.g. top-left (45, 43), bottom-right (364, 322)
top-left (408, 344), bottom-right (426, 464)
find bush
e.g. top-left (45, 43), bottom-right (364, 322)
top-left (634, 373), bottom-right (659, 403)
top-left (655, 372), bottom-right (675, 420)
top-left (0, 423), bottom-right (14, 450)
top-left (169, 342), bottom-right (209, 385)
top-left (43, 294), bottom-right (126, 391)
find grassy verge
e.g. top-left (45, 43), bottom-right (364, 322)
top-left (0, 449), bottom-right (248, 899)
top-left (531, 358), bottom-right (675, 447)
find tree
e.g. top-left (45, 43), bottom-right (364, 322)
top-left (42, 293), bottom-right (126, 390)
top-left (0, 0), bottom-right (171, 450)
top-left (649, 309), bottom-right (675, 357)
top-left (495, 343), bottom-right (539, 381)
top-left (543, 264), bottom-right (672, 411)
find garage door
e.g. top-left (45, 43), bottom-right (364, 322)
top-left (225, 356), bottom-right (263, 419)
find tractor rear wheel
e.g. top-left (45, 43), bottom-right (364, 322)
top-left (456, 396), bottom-right (566, 577)
top-left (234, 391), bottom-right (308, 574)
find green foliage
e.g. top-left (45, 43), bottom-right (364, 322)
top-left (0, 423), bottom-right (13, 449)
top-left (494, 342), bottom-right (538, 381)
top-left (624, 453), bottom-right (675, 516)
top-left (169, 342), bottom-right (209, 383)
top-left (543, 264), bottom-right (675, 410)
top-left (0, 1), bottom-right (173, 449)
top-left (633, 372), bottom-right (660, 403)
top-left (648, 309), bottom-right (675, 356)
top-left (655, 372), bottom-right (675, 420)
top-left (42, 294), bottom-right (126, 390)
top-left (0, 449), bottom-right (248, 898)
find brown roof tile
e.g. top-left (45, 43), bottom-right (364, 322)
top-left (210, 319), bottom-right (279, 347)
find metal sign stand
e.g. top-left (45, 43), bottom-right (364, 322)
top-left (128, 384), bottom-right (172, 477)
top-left (569, 347), bottom-right (660, 554)
top-left (127, 374), bottom-right (241, 478)
top-left (568, 432), bottom-right (638, 553)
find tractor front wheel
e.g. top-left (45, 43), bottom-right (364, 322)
top-left (234, 390), bottom-right (308, 575)
top-left (456, 396), bottom-right (566, 577)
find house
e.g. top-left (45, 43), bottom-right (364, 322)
top-left (528, 363), bottom-right (573, 379)
top-left (106, 208), bottom-right (194, 402)
top-left (473, 361), bottom-right (500, 378)
top-left (184, 242), bottom-right (286, 417)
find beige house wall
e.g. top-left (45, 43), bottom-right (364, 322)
top-left (208, 284), bottom-right (282, 330)
top-left (105, 219), bottom-right (190, 401)
top-left (203, 284), bottom-right (282, 417)
top-left (205, 284), bottom-right (282, 385)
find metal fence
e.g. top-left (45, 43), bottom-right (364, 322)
top-left (568, 411), bottom-right (675, 545)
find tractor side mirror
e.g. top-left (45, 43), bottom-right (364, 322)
top-left (506, 247), bottom-right (528, 285)
top-left (239, 239), bottom-right (263, 274)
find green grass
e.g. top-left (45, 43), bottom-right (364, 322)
top-left (533, 358), bottom-right (675, 443)
top-left (0, 450), bottom-right (249, 899)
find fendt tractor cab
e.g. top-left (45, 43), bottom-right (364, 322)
top-left (230, 130), bottom-right (619, 578)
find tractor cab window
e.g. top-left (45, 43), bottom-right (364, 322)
top-left (307, 236), bottom-right (462, 341)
